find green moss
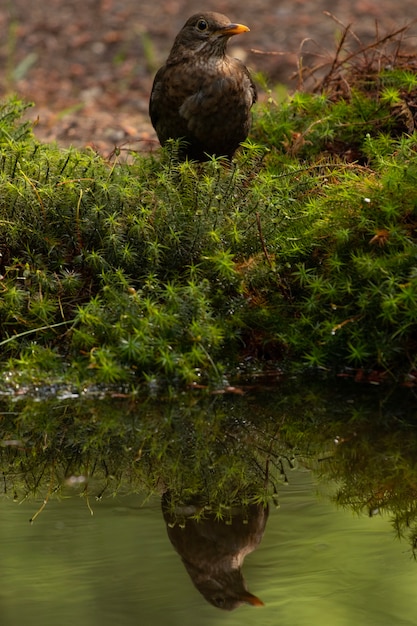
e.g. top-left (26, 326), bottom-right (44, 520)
top-left (1, 59), bottom-right (417, 390)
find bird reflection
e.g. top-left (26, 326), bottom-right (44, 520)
top-left (162, 492), bottom-right (268, 610)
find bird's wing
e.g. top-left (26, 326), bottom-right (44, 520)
top-left (149, 66), bottom-right (166, 128)
top-left (248, 70), bottom-right (257, 105)
top-left (238, 59), bottom-right (257, 105)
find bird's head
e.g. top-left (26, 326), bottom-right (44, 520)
top-left (170, 12), bottom-right (250, 58)
top-left (209, 590), bottom-right (264, 611)
top-left (194, 568), bottom-right (264, 611)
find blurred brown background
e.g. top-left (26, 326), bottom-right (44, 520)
top-left (1, 0), bottom-right (416, 153)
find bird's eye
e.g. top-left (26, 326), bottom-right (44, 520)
top-left (213, 596), bottom-right (225, 608)
top-left (196, 19), bottom-right (208, 31)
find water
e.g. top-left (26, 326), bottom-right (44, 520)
top-left (1, 378), bottom-right (417, 625)
top-left (1, 468), bottom-right (416, 626)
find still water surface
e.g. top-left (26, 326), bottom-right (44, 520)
top-left (2, 468), bottom-right (416, 626)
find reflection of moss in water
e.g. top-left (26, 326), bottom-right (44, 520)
top-left (0, 391), bottom-right (292, 514)
top-left (315, 421), bottom-right (417, 558)
top-left (278, 378), bottom-right (417, 557)
top-left (1, 379), bottom-right (417, 554)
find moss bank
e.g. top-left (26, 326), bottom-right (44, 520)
top-left (1, 33), bottom-right (417, 391)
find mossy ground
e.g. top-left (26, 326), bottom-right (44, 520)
top-left (1, 28), bottom-right (417, 392)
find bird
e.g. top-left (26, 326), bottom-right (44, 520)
top-left (149, 12), bottom-right (257, 161)
top-left (162, 492), bottom-right (268, 610)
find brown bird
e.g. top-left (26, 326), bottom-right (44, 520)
top-left (162, 492), bottom-right (268, 610)
top-left (149, 12), bottom-right (257, 161)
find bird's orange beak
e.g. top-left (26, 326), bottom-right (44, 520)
top-left (219, 23), bottom-right (250, 36)
top-left (242, 592), bottom-right (264, 607)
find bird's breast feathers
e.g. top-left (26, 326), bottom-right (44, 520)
top-left (174, 58), bottom-right (252, 116)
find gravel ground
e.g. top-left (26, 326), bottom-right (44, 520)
top-left (1, 0), bottom-right (417, 154)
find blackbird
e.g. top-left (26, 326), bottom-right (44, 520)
top-left (162, 492), bottom-right (268, 610)
top-left (149, 12), bottom-right (257, 161)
